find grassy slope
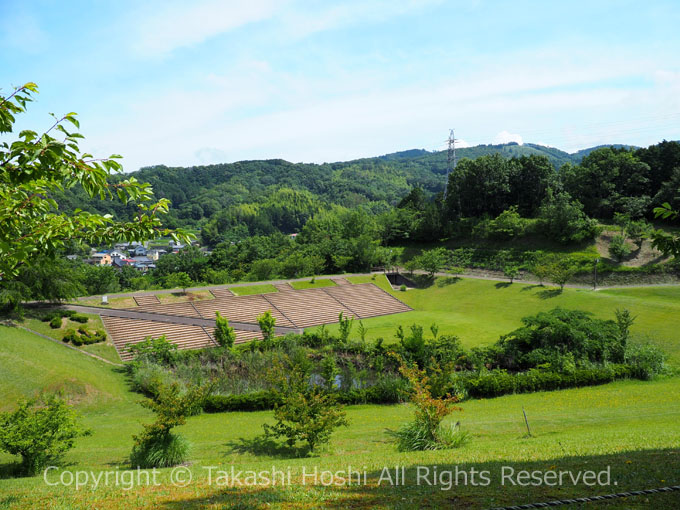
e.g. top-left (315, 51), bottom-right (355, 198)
top-left (340, 275), bottom-right (680, 364)
top-left (0, 326), bottom-right (149, 470)
top-left (2, 278), bottom-right (680, 508)
top-left (19, 312), bottom-right (121, 364)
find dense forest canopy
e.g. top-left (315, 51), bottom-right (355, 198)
top-left (5, 139), bottom-right (679, 303)
top-left (53, 140), bottom-right (679, 243)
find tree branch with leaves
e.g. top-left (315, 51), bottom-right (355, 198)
top-left (0, 82), bottom-right (193, 280)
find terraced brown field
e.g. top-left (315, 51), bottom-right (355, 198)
top-left (193, 294), bottom-right (296, 327)
top-left (264, 287), bottom-right (357, 327)
top-left (101, 316), bottom-right (261, 361)
top-left (99, 282), bottom-right (410, 358)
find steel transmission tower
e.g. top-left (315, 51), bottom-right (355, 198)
top-left (444, 129), bottom-right (457, 197)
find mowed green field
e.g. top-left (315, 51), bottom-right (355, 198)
top-left (337, 275), bottom-right (680, 364)
top-left (1, 276), bottom-right (680, 509)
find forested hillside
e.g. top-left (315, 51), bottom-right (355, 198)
top-left (10, 139), bottom-right (676, 302)
top-left (53, 141), bottom-right (673, 241)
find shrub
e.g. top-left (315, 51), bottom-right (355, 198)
top-left (204, 392), bottom-right (280, 413)
top-left (128, 336), bottom-right (179, 366)
top-left (214, 311), bottom-right (236, 348)
top-left (130, 382), bottom-right (210, 468)
top-left (609, 234), bottom-right (631, 261)
top-left (62, 329), bottom-right (78, 343)
top-left (461, 365), bottom-right (634, 398)
top-left (257, 310), bottom-right (276, 345)
top-left (0, 394), bottom-right (90, 475)
top-left (129, 432), bottom-right (189, 470)
top-left (49, 316), bottom-right (62, 329)
top-left (624, 342), bottom-right (666, 380)
top-left (263, 358), bottom-right (348, 453)
top-left (494, 308), bottom-right (625, 370)
top-left (400, 284), bottom-right (407, 291)
top-left (488, 207), bottom-right (526, 240)
top-left (70, 314), bottom-right (89, 324)
top-left (338, 311), bottom-right (353, 343)
top-left (389, 358), bottom-right (463, 451)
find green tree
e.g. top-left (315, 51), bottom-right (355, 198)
top-left (608, 234), bottom-right (631, 262)
top-left (80, 264), bottom-right (121, 295)
top-left (625, 219), bottom-right (651, 250)
top-left (0, 394), bottom-right (90, 475)
top-left (538, 190), bottom-right (600, 244)
top-left (214, 311), bottom-right (236, 349)
top-left (544, 256), bottom-right (576, 291)
top-left (417, 247), bottom-right (448, 277)
top-left (503, 265), bottom-right (520, 283)
top-left (651, 203), bottom-right (680, 259)
top-left (257, 310), bottom-right (277, 344)
top-left (0, 82), bottom-right (191, 280)
top-left (264, 358), bottom-right (348, 453)
top-left (320, 354), bottom-right (339, 391)
top-left (165, 271), bottom-right (193, 293)
top-left (488, 206), bottom-right (526, 240)
top-left (130, 382), bottom-right (211, 468)
top-left (337, 311), bottom-right (354, 343)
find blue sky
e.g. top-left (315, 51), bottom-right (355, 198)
top-left (2, 0), bottom-right (679, 171)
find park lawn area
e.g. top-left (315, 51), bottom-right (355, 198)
top-left (18, 312), bottom-right (121, 364)
top-left (347, 273), bottom-right (395, 292)
top-left (76, 296), bottom-right (137, 308)
top-left (2, 309), bottom-right (680, 507)
top-left (290, 278), bottom-right (337, 289)
top-left (231, 284), bottom-right (278, 296)
top-left (330, 276), bottom-right (680, 365)
top-left (1, 324), bottom-right (679, 507)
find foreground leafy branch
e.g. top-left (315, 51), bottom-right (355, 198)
top-left (0, 82), bottom-right (194, 279)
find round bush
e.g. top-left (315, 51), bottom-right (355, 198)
top-left (130, 433), bottom-right (189, 468)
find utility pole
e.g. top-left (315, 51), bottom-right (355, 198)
top-left (444, 129), bottom-right (457, 197)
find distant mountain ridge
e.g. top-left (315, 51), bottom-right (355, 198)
top-left (374, 142), bottom-right (639, 170)
top-left (57, 141), bottom-right (646, 228)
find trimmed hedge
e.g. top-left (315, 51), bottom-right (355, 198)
top-left (202, 365), bottom-right (636, 413)
top-left (459, 365), bottom-right (634, 399)
top-left (62, 328), bottom-right (107, 346)
top-left (204, 392), bottom-right (280, 412)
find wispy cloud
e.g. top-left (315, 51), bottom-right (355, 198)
top-left (130, 0), bottom-right (283, 57)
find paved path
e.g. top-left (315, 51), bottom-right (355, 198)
top-left (62, 304), bottom-right (303, 335)
top-left (75, 272), bottom-right (376, 301)
top-left (407, 269), bottom-right (680, 291)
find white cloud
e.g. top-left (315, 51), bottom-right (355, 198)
top-left (131, 0), bottom-right (282, 57)
top-left (492, 131), bottom-right (523, 145)
top-left (81, 42), bottom-right (680, 169)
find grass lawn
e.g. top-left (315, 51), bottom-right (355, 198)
top-left (2, 275), bottom-right (680, 508)
top-left (290, 279), bottom-right (337, 290)
top-left (19, 312), bottom-right (121, 364)
top-left (1, 325), bottom-right (679, 508)
top-left (231, 284), bottom-right (278, 296)
top-left (157, 290), bottom-right (213, 303)
top-left (76, 296), bottom-right (137, 308)
top-left (334, 274), bottom-right (680, 364)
